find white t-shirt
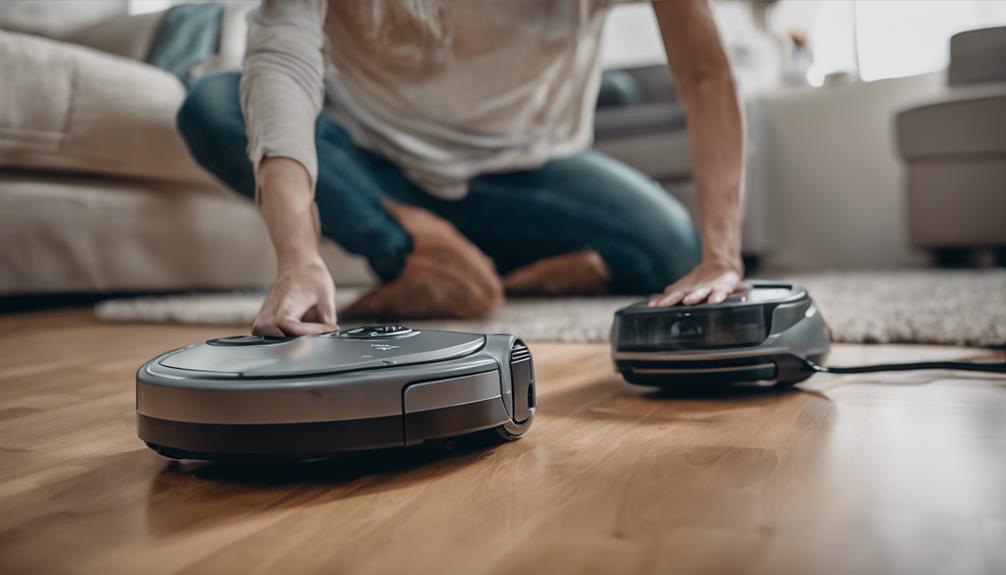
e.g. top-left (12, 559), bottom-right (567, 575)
top-left (241, 0), bottom-right (620, 199)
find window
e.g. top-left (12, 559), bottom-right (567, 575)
top-left (816, 0), bottom-right (1006, 82)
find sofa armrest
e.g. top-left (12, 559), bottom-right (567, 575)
top-left (896, 82), bottom-right (1006, 160)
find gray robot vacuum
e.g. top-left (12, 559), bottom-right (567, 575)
top-left (612, 281), bottom-right (1005, 387)
top-left (137, 326), bottom-right (535, 461)
top-left (612, 282), bottom-right (830, 386)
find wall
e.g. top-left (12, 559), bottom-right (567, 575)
top-left (754, 72), bottom-right (945, 272)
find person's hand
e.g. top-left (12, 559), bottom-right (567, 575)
top-left (649, 258), bottom-right (745, 307)
top-left (342, 200), bottom-right (503, 319)
top-left (252, 253), bottom-right (338, 336)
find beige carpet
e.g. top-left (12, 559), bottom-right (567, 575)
top-left (94, 270), bottom-right (1006, 347)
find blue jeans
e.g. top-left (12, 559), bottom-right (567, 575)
top-left (177, 71), bottom-right (700, 294)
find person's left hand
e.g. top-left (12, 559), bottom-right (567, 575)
top-left (649, 258), bottom-right (745, 307)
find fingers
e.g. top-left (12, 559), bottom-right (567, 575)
top-left (708, 285), bottom-right (732, 304)
top-left (252, 291), bottom-right (287, 336)
top-left (277, 316), bottom-right (335, 336)
top-left (650, 289), bottom-right (685, 308)
top-left (253, 284), bottom-right (338, 337)
top-left (252, 320), bottom-right (286, 338)
top-left (652, 287), bottom-right (712, 307)
top-left (254, 313), bottom-right (333, 337)
top-left (682, 285), bottom-right (713, 305)
top-left (649, 272), bottom-right (741, 308)
top-left (314, 289), bottom-right (339, 327)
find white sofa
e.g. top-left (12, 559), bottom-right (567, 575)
top-left (0, 13), bottom-right (373, 296)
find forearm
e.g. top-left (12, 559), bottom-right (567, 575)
top-left (257, 157), bottom-right (320, 270)
top-left (684, 70), bottom-right (744, 269)
top-left (241, 0), bottom-right (327, 271)
top-left (653, 0), bottom-right (744, 271)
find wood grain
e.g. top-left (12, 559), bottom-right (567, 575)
top-left (0, 309), bottom-right (1003, 575)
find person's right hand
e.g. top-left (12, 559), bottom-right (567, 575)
top-left (342, 200), bottom-right (503, 319)
top-left (252, 156), bottom-right (338, 337)
top-left (252, 253), bottom-right (338, 336)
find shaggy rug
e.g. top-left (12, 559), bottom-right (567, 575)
top-left (94, 270), bottom-right (1006, 347)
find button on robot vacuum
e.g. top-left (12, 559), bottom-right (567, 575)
top-left (339, 325), bottom-right (415, 339)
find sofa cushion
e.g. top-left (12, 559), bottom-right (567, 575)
top-left (0, 30), bottom-right (217, 186)
top-left (0, 0), bottom-right (126, 38)
top-left (0, 173), bottom-right (372, 295)
top-left (897, 89), bottom-right (1006, 160)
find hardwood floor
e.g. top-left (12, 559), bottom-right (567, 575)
top-left (0, 309), bottom-right (1003, 575)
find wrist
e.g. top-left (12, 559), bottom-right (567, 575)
top-left (256, 157), bottom-right (321, 273)
top-left (276, 245), bottom-right (322, 272)
top-left (700, 222), bottom-right (742, 273)
top-left (702, 248), bottom-right (743, 274)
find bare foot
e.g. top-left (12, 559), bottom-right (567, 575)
top-left (503, 249), bottom-right (610, 296)
top-left (341, 200), bottom-right (503, 320)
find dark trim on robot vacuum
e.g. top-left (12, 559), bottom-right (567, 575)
top-left (404, 397), bottom-right (510, 445)
top-left (138, 413), bottom-right (405, 458)
top-left (138, 396), bottom-right (513, 461)
top-left (615, 352), bottom-right (830, 386)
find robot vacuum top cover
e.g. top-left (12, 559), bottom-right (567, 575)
top-left (612, 283), bottom-right (813, 352)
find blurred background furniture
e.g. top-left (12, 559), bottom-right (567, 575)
top-left (4, 1), bottom-right (1005, 302)
top-left (0, 4), bottom-right (771, 299)
top-left (0, 4), bottom-right (371, 299)
top-left (896, 26), bottom-right (1006, 267)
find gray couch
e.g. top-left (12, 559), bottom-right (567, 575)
top-left (896, 26), bottom-right (1006, 266)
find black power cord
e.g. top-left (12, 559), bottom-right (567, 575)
top-left (803, 358), bottom-right (1006, 375)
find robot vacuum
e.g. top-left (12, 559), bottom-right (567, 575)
top-left (137, 326), bottom-right (536, 461)
top-left (612, 281), bottom-right (1005, 387)
top-left (612, 282), bottom-right (830, 386)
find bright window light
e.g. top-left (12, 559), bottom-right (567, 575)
top-left (128, 0), bottom-right (173, 15)
top-left (854, 0), bottom-right (1006, 81)
top-left (812, 0), bottom-right (1006, 82)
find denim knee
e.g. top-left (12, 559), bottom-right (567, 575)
top-left (177, 72), bottom-right (243, 147)
top-left (600, 224), bottom-right (701, 295)
top-left (176, 71), bottom-right (254, 196)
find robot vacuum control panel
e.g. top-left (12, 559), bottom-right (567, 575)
top-left (337, 325), bottom-right (417, 338)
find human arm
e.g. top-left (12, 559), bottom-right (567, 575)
top-left (241, 0), bottom-right (336, 335)
top-left (649, 0), bottom-right (745, 306)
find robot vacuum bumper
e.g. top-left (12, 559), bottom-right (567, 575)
top-left (137, 327), bottom-right (535, 461)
